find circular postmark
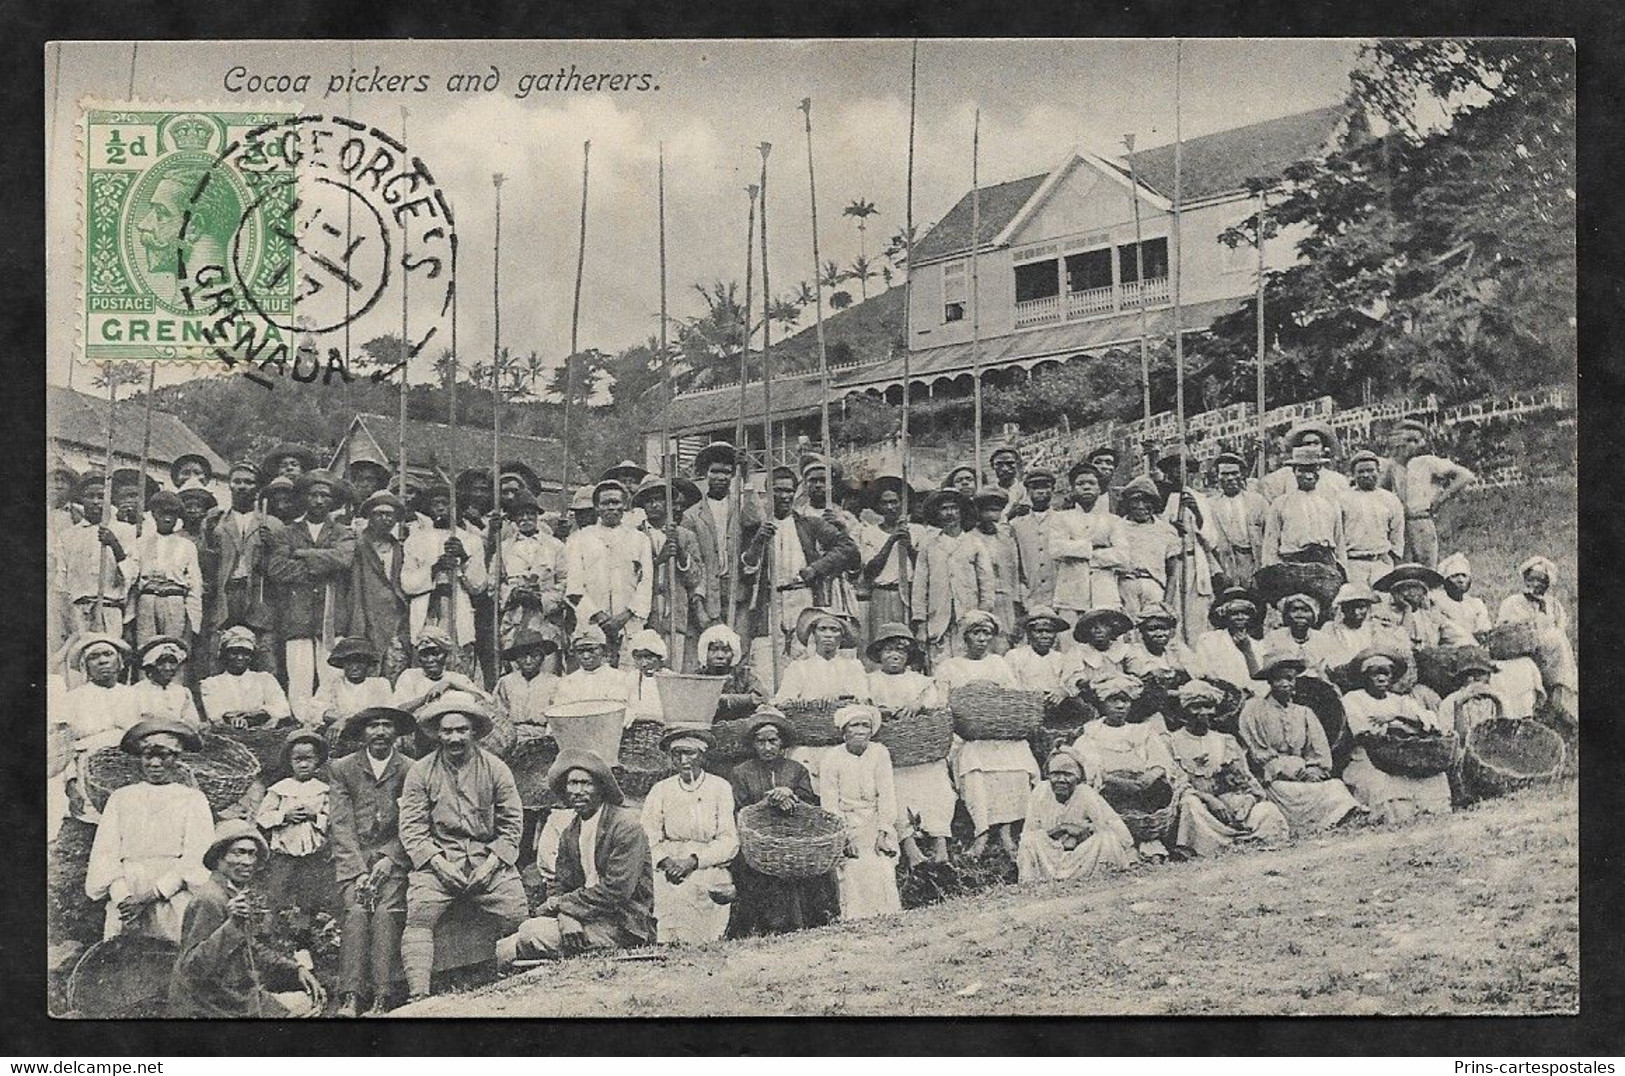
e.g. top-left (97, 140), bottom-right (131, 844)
top-left (181, 113), bottom-right (455, 382)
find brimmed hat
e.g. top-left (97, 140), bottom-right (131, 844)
top-left (454, 468), bottom-right (493, 491)
top-left (413, 626), bottom-right (454, 655)
top-left (342, 705), bottom-right (417, 740)
top-left (501, 628), bottom-right (558, 660)
top-left (506, 488), bottom-right (541, 514)
top-left (769, 465), bottom-right (800, 488)
top-left (416, 692), bottom-right (495, 739)
top-left (119, 718), bottom-right (203, 756)
top-left (1086, 445), bottom-right (1119, 463)
top-left (1135, 603), bottom-right (1179, 628)
top-left (592, 478), bottom-right (629, 505)
top-left (745, 706), bottom-right (796, 746)
top-left (799, 454), bottom-right (844, 484)
top-left (218, 625), bottom-right (258, 654)
top-left (293, 469), bottom-right (340, 498)
top-left (989, 444), bottom-right (1021, 463)
top-left (921, 488), bottom-right (974, 525)
top-left (1212, 451), bottom-right (1247, 472)
top-left (1021, 606), bottom-right (1071, 634)
top-left (168, 453), bottom-right (214, 487)
top-left (1156, 446), bottom-right (1198, 472)
top-left (546, 748), bottom-right (625, 806)
top-left (138, 635), bottom-right (188, 667)
top-left (1252, 650), bottom-right (1308, 682)
top-left (600, 459), bottom-right (650, 489)
top-left (942, 462), bottom-right (978, 488)
top-left (866, 473), bottom-right (914, 508)
top-left (632, 475), bottom-right (702, 510)
top-left (1209, 587), bottom-right (1261, 627)
top-left (973, 487), bottom-right (1009, 512)
top-left (279, 728), bottom-right (329, 771)
top-left (572, 623), bottom-right (609, 649)
top-left (1332, 583), bottom-right (1378, 608)
top-left (175, 478), bottom-right (218, 508)
top-left (499, 461), bottom-right (543, 494)
top-left (1021, 467), bottom-right (1056, 488)
top-left (361, 490), bottom-right (408, 517)
top-left (692, 442), bottom-right (738, 476)
top-left (1119, 475), bottom-right (1162, 506)
top-left (794, 607), bottom-right (858, 648)
top-left (203, 819), bottom-right (269, 871)
top-left (110, 468), bottom-right (160, 500)
top-left (146, 489), bottom-right (185, 516)
top-left (1452, 648), bottom-right (1498, 679)
top-left (628, 628), bottom-right (668, 660)
top-left (1284, 420), bottom-right (1341, 457)
top-left (959, 609), bottom-right (1002, 638)
top-left (261, 443), bottom-right (318, 477)
top-left (865, 621), bottom-right (920, 663)
top-left (1067, 459), bottom-right (1105, 487)
top-left (346, 459), bottom-right (392, 482)
top-left (1374, 563), bottom-right (1446, 592)
top-left (1350, 646), bottom-right (1409, 680)
top-left (568, 485), bottom-right (596, 511)
top-left (833, 703), bottom-right (883, 733)
top-left (659, 726), bottom-right (715, 752)
top-left (228, 460), bottom-right (261, 482)
top-left (1074, 607), bottom-right (1133, 641)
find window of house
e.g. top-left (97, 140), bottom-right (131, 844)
top-left (942, 260), bottom-right (967, 323)
top-left (1065, 248), bottom-right (1114, 294)
top-left (1118, 237), bottom-right (1170, 283)
top-left (1014, 259), bottom-right (1060, 303)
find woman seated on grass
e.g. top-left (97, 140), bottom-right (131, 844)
top-left (1072, 674), bottom-right (1183, 862)
top-left (1339, 648), bottom-right (1452, 824)
top-left (1164, 679), bottom-right (1289, 855)
top-left (936, 610), bottom-right (1039, 860)
top-left (819, 705), bottom-right (901, 920)
top-left (1238, 652), bottom-right (1365, 835)
top-left (1016, 747), bottom-right (1134, 884)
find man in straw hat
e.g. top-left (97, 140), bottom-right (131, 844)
top-left (865, 622), bottom-right (954, 868)
top-left (495, 485), bottom-right (568, 661)
top-left (398, 693), bottom-right (527, 1000)
top-left (402, 480), bottom-right (488, 671)
top-left (1262, 445), bottom-right (1349, 574)
top-left (327, 705), bottom-right (416, 1016)
top-left (687, 441), bottom-right (765, 638)
top-left (1208, 450), bottom-right (1268, 591)
top-left (1237, 650), bottom-right (1363, 835)
top-left (85, 719), bottom-right (213, 942)
top-left (1259, 420), bottom-right (1348, 504)
top-left (909, 487), bottom-right (993, 668)
top-left (633, 474), bottom-right (705, 672)
top-left (56, 471), bottom-right (138, 638)
top-left (169, 452), bottom-right (213, 491)
top-left (640, 727), bottom-right (739, 945)
top-left (130, 489), bottom-right (204, 652)
top-left (267, 469), bottom-right (357, 715)
top-left (345, 490), bottom-right (411, 681)
top-left (1383, 417), bottom-right (1476, 569)
top-left (743, 465), bottom-right (860, 662)
top-left (1339, 648), bottom-right (1453, 825)
top-left (169, 818), bottom-right (327, 1018)
top-left (492, 628), bottom-right (561, 744)
top-left (564, 478), bottom-right (653, 664)
top-left (201, 460), bottom-right (281, 676)
top-left (496, 749), bottom-right (655, 965)
top-left (1339, 448), bottom-right (1407, 587)
top-left (262, 443), bottom-right (319, 483)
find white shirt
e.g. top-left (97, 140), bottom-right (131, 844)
top-left (565, 523), bottom-right (654, 624)
top-left (199, 670), bottom-right (293, 725)
top-left (705, 497), bottom-right (732, 564)
top-left (368, 749), bottom-right (395, 780)
top-left (578, 809), bottom-right (603, 888)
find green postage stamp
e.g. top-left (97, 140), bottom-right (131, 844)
top-left (80, 105), bottom-right (298, 362)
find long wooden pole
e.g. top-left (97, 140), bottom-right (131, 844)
top-left (730, 183), bottom-right (758, 638)
top-left (758, 141), bottom-right (780, 685)
top-left (136, 365), bottom-right (155, 535)
top-left (446, 204), bottom-right (461, 652)
top-left (970, 109), bottom-right (984, 484)
top-left (93, 364), bottom-right (118, 622)
top-left (397, 108), bottom-right (411, 502)
top-left (658, 144), bottom-right (679, 663)
top-left (900, 39), bottom-right (919, 631)
top-left (1255, 190), bottom-right (1268, 478)
top-left (1171, 40), bottom-right (1194, 644)
top-left (799, 99), bottom-right (833, 464)
top-left (491, 174), bottom-right (506, 667)
top-left (1126, 133), bottom-right (1154, 474)
top-left (562, 141), bottom-right (591, 505)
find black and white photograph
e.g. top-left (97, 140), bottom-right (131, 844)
top-left (42, 36), bottom-right (1579, 1020)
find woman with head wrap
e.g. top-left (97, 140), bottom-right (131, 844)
top-left (1434, 553), bottom-right (1493, 639)
top-left (132, 637), bottom-right (202, 728)
top-left (641, 728), bottom-right (738, 945)
top-left (85, 720), bottom-right (215, 942)
top-left (1260, 593), bottom-right (1339, 680)
top-left (60, 634), bottom-right (145, 821)
top-left (1016, 746), bottom-right (1134, 883)
top-left (390, 626), bottom-right (487, 716)
top-left (725, 706), bottom-right (838, 937)
top-left (772, 608), bottom-right (871, 788)
top-left (1339, 649), bottom-right (1453, 824)
top-left (935, 611), bottom-right (1039, 859)
top-left (696, 622), bottom-right (768, 721)
top-left (866, 624), bottom-right (956, 868)
top-left (1072, 673), bottom-right (1184, 861)
top-left (200, 626), bottom-right (294, 729)
top-left (1165, 680), bottom-right (1289, 855)
top-left (625, 628), bottom-right (670, 725)
top-left (1495, 555), bottom-right (1577, 719)
top-left (818, 704), bottom-right (902, 919)
top-left (1188, 589), bottom-right (1268, 697)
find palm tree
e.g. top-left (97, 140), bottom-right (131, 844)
top-left (793, 280), bottom-right (817, 309)
top-left (882, 225), bottom-right (919, 270)
top-left (819, 260), bottom-right (847, 291)
top-left (843, 197), bottom-right (878, 260)
top-left (767, 296), bottom-right (803, 332)
top-left (848, 255), bottom-right (876, 301)
top-left (881, 265), bottom-right (894, 289)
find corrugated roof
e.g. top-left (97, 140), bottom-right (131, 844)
top-left (340, 413), bottom-right (590, 487)
top-left (48, 384), bottom-right (229, 473)
top-left (913, 105), bottom-right (1347, 266)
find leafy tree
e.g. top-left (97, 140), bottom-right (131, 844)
top-left (829, 291), bottom-right (854, 311)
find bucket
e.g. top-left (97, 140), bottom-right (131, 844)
top-left (653, 672), bottom-right (727, 727)
top-left (545, 699), bottom-right (627, 763)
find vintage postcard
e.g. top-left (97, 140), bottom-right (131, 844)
top-left (44, 38), bottom-right (1577, 1019)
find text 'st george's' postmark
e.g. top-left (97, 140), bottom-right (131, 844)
top-left (81, 104), bottom-right (455, 385)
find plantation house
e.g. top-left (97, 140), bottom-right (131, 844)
top-left (644, 105), bottom-right (1343, 477)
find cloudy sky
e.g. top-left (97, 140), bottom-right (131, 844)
top-left (46, 38), bottom-right (1360, 390)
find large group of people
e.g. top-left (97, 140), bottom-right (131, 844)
top-left (46, 417), bottom-right (1577, 1017)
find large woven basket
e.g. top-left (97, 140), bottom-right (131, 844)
top-left (65, 935), bottom-right (176, 1018)
top-left (949, 682), bottom-right (1045, 741)
top-left (83, 748), bottom-right (199, 814)
top-left (1463, 717), bottom-right (1564, 799)
top-left (613, 763), bottom-right (675, 802)
top-left (507, 736), bottom-right (561, 810)
top-left (48, 724), bottom-right (74, 778)
top-left (1484, 621), bottom-right (1542, 661)
top-left (778, 699), bottom-right (845, 748)
top-left (875, 707), bottom-right (954, 767)
top-left (1102, 777), bottom-right (1177, 846)
top-left (1413, 647), bottom-right (1473, 695)
top-left (1254, 561), bottom-right (1345, 618)
top-left (737, 800), bottom-right (846, 879)
top-left (189, 734), bottom-right (264, 813)
top-left (653, 672), bottom-right (727, 727)
top-left (1364, 731), bottom-right (1457, 778)
top-left (545, 699), bottom-right (627, 762)
top-left (215, 724), bottom-right (297, 781)
top-left (706, 717), bottom-right (753, 772)
top-left (1203, 679), bottom-right (1248, 738)
top-left (618, 719), bottom-right (669, 772)
top-left (1293, 676), bottom-right (1350, 775)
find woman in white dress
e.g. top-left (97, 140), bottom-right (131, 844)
top-left (131, 636), bottom-right (201, 728)
top-left (641, 727), bottom-right (739, 945)
top-left (1016, 747), bottom-right (1134, 883)
top-left (865, 622), bottom-right (956, 868)
top-left (937, 611), bottom-right (1040, 859)
top-left (1260, 593), bottom-right (1338, 679)
top-left (1339, 648), bottom-right (1453, 824)
top-left (200, 626), bottom-right (294, 729)
top-left (819, 704), bottom-right (901, 920)
top-left (60, 634), bottom-right (145, 822)
top-left (1072, 673), bottom-right (1184, 861)
top-left (1496, 556), bottom-right (1577, 720)
top-left (1189, 588), bottom-right (1267, 697)
top-left (773, 608), bottom-right (870, 788)
top-left (1164, 679), bottom-right (1289, 855)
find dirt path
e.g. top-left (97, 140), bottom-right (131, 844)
top-left (399, 784), bottom-right (1576, 1018)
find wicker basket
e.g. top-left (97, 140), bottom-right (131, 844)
top-left (48, 724), bottom-right (74, 778)
top-left (949, 682), bottom-right (1045, 741)
top-left (1484, 621), bottom-right (1542, 661)
top-left (1102, 778), bottom-right (1177, 846)
top-left (1203, 679), bottom-right (1248, 738)
top-left (507, 736), bottom-right (561, 810)
top-left (618, 719), bottom-right (669, 772)
top-left (65, 935), bottom-right (177, 1018)
top-left (779, 699), bottom-right (846, 748)
top-left (83, 748), bottom-right (201, 814)
top-left (875, 707), bottom-right (954, 767)
top-left (215, 724), bottom-right (295, 781)
top-left (707, 717), bottom-right (753, 768)
top-left (1293, 676), bottom-right (1350, 774)
top-left (1463, 717), bottom-right (1564, 799)
top-left (1254, 561), bottom-right (1345, 618)
top-left (545, 699), bottom-right (628, 762)
top-left (189, 734), bottom-right (264, 814)
top-left (613, 763), bottom-right (675, 801)
top-left (737, 800), bottom-right (847, 879)
top-left (653, 672), bottom-right (727, 727)
top-left (1413, 647), bottom-right (1472, 695)
top-left (1364, 731), bottom-right (1457, 778)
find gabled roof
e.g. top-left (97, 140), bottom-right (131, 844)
top-left (913, 104), bottom-right (1347, 265)
top-left (338, 413), bottom-right (590, 487)
top-left (48, 384), bottom-right (228, 473)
